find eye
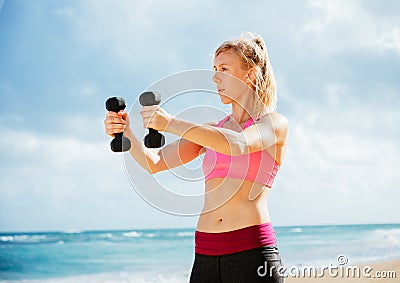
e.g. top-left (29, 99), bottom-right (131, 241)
top-left (221, 67), bottom-right (228, 71)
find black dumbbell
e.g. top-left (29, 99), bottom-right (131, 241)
top-left (105, 97), bottom-right (131, 152)
top-left (139, 91), bottom-right (165, 148)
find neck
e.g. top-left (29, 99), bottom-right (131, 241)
top-left (230, 92), bottom-right (264, 124)
top-left (230, 103), bottom-right (252, 124)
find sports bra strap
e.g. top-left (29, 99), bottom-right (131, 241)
top-left (216, 116), bottom-right (230, 127)
top-left (216, 115), bottom-right (255, 129)
top-left (243, 118), bottom-right (255, 129)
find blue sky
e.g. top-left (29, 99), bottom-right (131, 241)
top-left (0, 0), bottom-right (399, 232)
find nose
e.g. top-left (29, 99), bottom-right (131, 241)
top-left (212, 71), bottom-right (221, 84)
top-left (212, 71), bottom-right (217, 83)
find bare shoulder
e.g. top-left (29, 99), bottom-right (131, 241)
top-left (271, 112), bottom-right (288, 144)
top-left (258, 111), bottom-right (288, 129)
top-left (257, 112), bottom-right (288, 145)
top-left (271, 112), bottom-right (288, 128)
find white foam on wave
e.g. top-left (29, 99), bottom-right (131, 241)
top-left (291, 228), bottom-right (303, 233)
top-left (63, 229), bottom-right (83, 234)
top-left (177, 232), bottom-right (193, 237)
top-left (1, 235), bottom-right (48, 243)
top-left (123, 231), bottom-right (141, 238)
top-left (365, 228), bottom-right (400, 248)
top-left (99, 233), bottom-right (113, 238)
top-left (0, 236), bottom-right (14, 242)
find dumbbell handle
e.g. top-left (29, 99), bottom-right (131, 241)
top-left (105, 97), bottom-right (131, 152)
top-left (139, 91), bottom-right (165, 148)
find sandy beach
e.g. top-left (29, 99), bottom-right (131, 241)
top-left (285, 259), bottom-right (399, 282)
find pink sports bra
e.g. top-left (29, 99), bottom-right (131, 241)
top-left (202, 115), bottom-right (280, 187)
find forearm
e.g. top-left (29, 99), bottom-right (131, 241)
top-left (124, 127), bottom-right (163, 174)
top-left (166, 118), bottom-right (245, 155)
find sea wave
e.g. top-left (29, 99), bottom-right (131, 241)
top-left (0, 236), bottom-right (14, 242)
top-left (63, 229), bottom-right (82, 234)
top-left (365, 228), bottom-right (400, 248)
top-left (122, 231), bottom-right (141, 238)
top-left (98, 233), bottom-right (113, 238)
top-left (177, 232), bottom-right (193, 237)
top-left (290, 227), bottom-right (303, 233)
top-left (0, 271), bottom-right (189, 283)
top-left (0, 234), bottom-right (48, 243)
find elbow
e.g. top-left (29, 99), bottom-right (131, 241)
top-left (147, 166), bottom-right (160, 175)
top-left (147, 162), bottom-right (168, 174)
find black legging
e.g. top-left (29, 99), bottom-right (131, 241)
top-left (189, 246), bottom-right (285, 283)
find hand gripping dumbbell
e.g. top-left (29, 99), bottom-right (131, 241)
top-left (139, 91), bottom-right (165, 148)
top-left (105, 97), bottom-right (132, 152)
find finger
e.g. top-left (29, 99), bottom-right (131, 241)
top-left (142, 117), bottom-right (153, 129)
top-left (107, 111), bottom-right (128, 123)
top-left (106, 128), bottom-right (117, 137)
top-left (141, 106), bottom-right (152, 111)
top-left (105, 124), bottom-right (126, 136)
top-left (104, 117), bottom-right (126, 126)
top-left (140, 106), bottom-right (151, 115)
top-left (119, 110), bottom-right (128, 120)
top-left (106, 112), bottom-right (122, 121)
top-left (142, 117), bottom-right (148, 128)
top-left (140, 110), bottom-right (153, 120)
top-left (108, 123), bottom-right (126, 131)
top-left (106, 111), bottom-right (121, 118)
top-left (114, 116), bottom-right (127, 124)
top-left (142, 105), bottom-right (158, 114)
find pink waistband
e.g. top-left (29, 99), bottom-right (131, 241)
top-left (195, 222), bottom-right (277, 256)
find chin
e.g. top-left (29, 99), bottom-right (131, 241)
top-left (219, 97), bottom-right (231, 105)
top-left (218, 94), bottom-right (231, 104)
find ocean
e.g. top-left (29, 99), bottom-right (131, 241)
top-left (1, 223), bottom-right (400, 282)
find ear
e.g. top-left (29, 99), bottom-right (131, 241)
top-left (246, 67), bottom-right (257, 85)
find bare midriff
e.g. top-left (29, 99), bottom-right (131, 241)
top-left (196, 177), bottom-right (271, 233)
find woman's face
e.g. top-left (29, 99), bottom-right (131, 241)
top-left (212, 50), bottom-right (252, 105)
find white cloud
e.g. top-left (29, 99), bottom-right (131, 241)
top-left (325, 82), bottom-right (348, 107)
top-left (270, 80), bottom-right (400, 225)
top-left (52, 0), bottom-right (218, 71)
top-left (0, 125), bottom-right (199, 230)
top-left (0, 129), bottom-right (124, 199)
top-left (302, 0), bottom-right (400, 54)
top-left (278, 79), bottom-right (400, 199)
top-left (376, 27), bottom-right (400, 54)
top-left (2, 0), bottom-right (399, 230)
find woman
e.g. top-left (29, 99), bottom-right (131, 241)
top-left (104, 32), bottom-right (288, 282)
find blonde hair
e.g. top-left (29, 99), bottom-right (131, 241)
top-left (215, 32), bottom-right (277, 113)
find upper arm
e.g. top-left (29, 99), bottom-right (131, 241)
top-left (240, 113), bottom-right (288, 154)
top-left (154, 138), bottom-right (203, 172)
top-left (154, 121), bottom-right (217, 172)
